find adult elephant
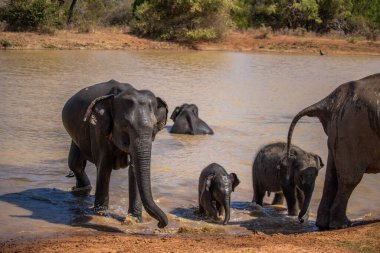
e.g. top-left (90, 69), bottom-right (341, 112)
top-left (170, 103), bottom-right (214, 135)
top-left (286, 73), bottom-right (380, 229)
top-left (62, 80), bottom-right (168, 228)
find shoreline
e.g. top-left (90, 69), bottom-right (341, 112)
top-left (1, 28), bottom-right (380, 56)
top-left (1, 221), bottom-right (380, 252)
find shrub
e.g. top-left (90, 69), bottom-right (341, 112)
top-left (230, 0), bottom-right (251, 30)
top-left (103, 2), bottom-right (133, 26)
top-left (130, 0), bottom-right (233, 42)
top-left (1, 38), bottom-right (11, 48)
top-left (0, 0), bottom-right (62, 32)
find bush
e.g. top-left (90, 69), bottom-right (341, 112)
top-left (0, 0), bottom-right (62, 32)
top-left (103, 3), bottom-right (133, 26)
top-left (130, 0), bottom-right (233, 42)
top-left (1, 38), bottom-right (11, 48)
top-left (230, 0), bottom-right (251, 30)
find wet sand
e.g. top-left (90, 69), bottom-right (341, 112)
top-left (1, 28), bottom-right (380, 55)
top-left (1, 221), bottom-right (380, 253)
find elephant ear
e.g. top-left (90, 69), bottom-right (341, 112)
top-left (155, 97), bottom-right (168, 130)
top-left (83, 95), bottom-right (114, 137)
top-left (190, 104), bottom-right (199, 117)
top-left (229, 173), bottom-right (240, 192)
top-left (205, 174), bottom-right (215, 191)
top-left (170, 106), bottom-right (181, 122)
top-left (315, 155), bottom-right (324, 169)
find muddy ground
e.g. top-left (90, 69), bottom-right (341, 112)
top-left (1, 28), bottom-right (380, 55)
top-left (1, 221), bottom-right (380, 253)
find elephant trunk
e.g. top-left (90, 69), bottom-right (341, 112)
top-left (133, 133), bottom-right (168, 228)
top-left (223, 197), bottom-right (231, 225)
top-left (298, 183), bottom-right (315, 223)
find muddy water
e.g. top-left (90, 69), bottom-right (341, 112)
top-left (1, 50), bottom-right (380, 240)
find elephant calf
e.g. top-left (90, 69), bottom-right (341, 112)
top-left (198, 163), bottom-right (240, 225)
top-left (170, 103), bottom-right (214, 135)
top-left (252, 142), bottom-right (324, 222)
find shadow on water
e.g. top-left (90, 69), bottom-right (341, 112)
top-left (231, 201), bottom-right (318, 234)
top-left (170, 201), bottom-right (321, 235)
top-left (0, 188), bottom-right (126, 233)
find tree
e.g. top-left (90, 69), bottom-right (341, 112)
top-left (66, 0), bottom-right (77, 24)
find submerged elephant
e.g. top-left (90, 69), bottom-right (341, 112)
top-left (62, 80), bottom-right (169, 228)
top-left (286, 73), bottom-right (380, 229)
top-left (252, 142), bottom-right (324, 222)
top-left (170, 103), bottom-right (214, 135)
top-left (198, 163), bottom-right (240, 225)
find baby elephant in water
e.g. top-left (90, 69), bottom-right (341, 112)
top-left (252, 142), bottom-right (324, 222)
top-left (170, 103), bottom-right (214, 135)
top-left (198, 163), bottom-right (240, 225)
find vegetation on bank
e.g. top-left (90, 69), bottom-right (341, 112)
top-left (0, 0), bottom-right (379, 41)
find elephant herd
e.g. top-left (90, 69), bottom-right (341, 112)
top-left (62, 73), bottom-right (380, 230)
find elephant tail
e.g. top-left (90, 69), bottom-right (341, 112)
top-left (286, 98), bottom-right (330, 180)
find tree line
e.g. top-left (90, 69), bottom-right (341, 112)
top-left (0, 0), bottom-right (379, 40)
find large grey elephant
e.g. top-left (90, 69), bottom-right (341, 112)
top-left (198, 163), bottom-right (240, 225)
top-left (170, 103), bottom-right (214, 135)
top-left (62, 80), bottom-right (168, 228)
top-left (286, 73), bottom-right (380, 229)
top-left (252, 142), bottom-right (324, 222)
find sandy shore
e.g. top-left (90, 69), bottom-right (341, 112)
top-left (1, 221), bottom-right (380, 252)
top-left (1, 28), bottom-right (380, 55)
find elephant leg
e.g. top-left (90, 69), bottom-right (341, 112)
top-left (329, 174), bottom-right (363, 229)
top-left (198, 194), bottom-right (205, 215)
top-left (68, 141), bottom-right (91, 195)
top-left (282, 184), bottom-right (297, 216)
top-left (253, 185), bottom-right (265, 206)
top-left (216, 201), bottom-right (224, 216)
top-left (272, 192), bottom-right (285, 205)
top-left (296, 187), bottom-right (305, 210)
top-left (128, 163), bottom-right (142, 222)
top-left (94, 164), bottom-right (112, 214)
top-left (316, 152), bottom-right (337, 229)
top-left (203, 199), bottom-right (218, 220)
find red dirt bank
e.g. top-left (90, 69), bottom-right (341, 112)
top-left (1, 222), bottom-right (380, 252)
top-left (1, 28), bottom-right (380, 55)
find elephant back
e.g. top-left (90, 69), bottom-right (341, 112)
top-left (252, 143), bottom-right (287, 192)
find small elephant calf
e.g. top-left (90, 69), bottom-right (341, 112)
top-left (252, 142), bottom-right (324, 222)
top-left (198, 163), bottom-right (240, 225)
top-left (170, 103), bottom-right (214, 135)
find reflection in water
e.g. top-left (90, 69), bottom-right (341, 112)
top-left (0, 50), bottom-right (380, 239)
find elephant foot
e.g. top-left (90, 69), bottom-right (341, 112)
top-left (94, 205), bottom-right (109, 216)
top-left (123, 214), bottom-right (142, 225)
top-left (329, 217), bottom-right (351, 230)
top-left (213, 215), bottom-right (222, 222)
top-left (316, 215), bottom-right (330, 230)
top-left (71, 185), bottom-right (92, 196)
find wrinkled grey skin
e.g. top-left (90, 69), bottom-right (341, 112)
top-left (170, 103), bottom-right (214, 135)
top-left (287, 73), bottom-right (380, 229)
top-left (62, 80), bottom-right (168, 228)
top-left (198, 163), bottom-right (240, 225)
top-left (252, 142), bottom-right (324, 223)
